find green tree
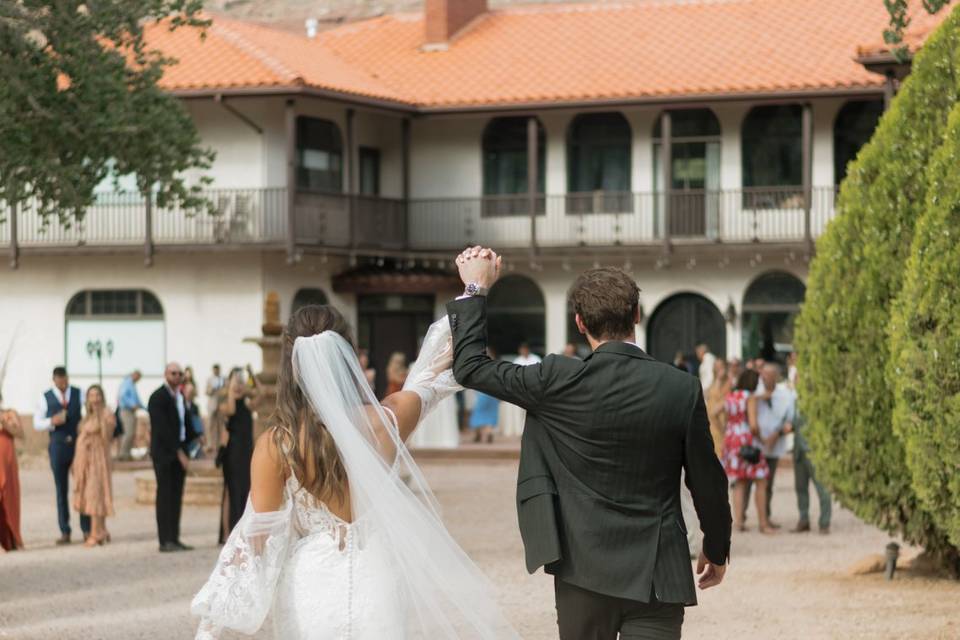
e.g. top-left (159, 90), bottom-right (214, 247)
top-left (890, 101), bottom-right (960, 567)
top-left (0, 1), bottom-right (214, 227)
top-left (795, 6), bottom-right (960, 569)
top-left (885, 1), bottom-right (955, 60)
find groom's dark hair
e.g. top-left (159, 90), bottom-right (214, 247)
top-left (570, 267), bottom-right (640, 340)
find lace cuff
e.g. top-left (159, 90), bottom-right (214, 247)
top-left (191, 497), bottom-right (294, 638)
top-left (402, 316), bottom-right (462, 424)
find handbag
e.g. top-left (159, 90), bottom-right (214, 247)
top-left (738, 444), bottom-right (762, 465)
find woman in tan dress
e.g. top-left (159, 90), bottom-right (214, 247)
top-left (72, 385), bottom-right (116, 547)
top-left (705, 358), bottom-right (731, 458)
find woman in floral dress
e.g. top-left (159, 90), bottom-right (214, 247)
top-left (723, 369), bottom-right (774, 533)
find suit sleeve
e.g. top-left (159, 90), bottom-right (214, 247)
top-left (148, 391), bottom-right (177, 464)
top-left (446, 296), bottom-right (550, 412)
top-left (683, 384), bottom-right (732, 565)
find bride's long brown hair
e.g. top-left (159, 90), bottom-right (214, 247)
top-left (270, 304), bottom-right (353, 503)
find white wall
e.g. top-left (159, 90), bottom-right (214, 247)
top-left (0, 253), bottom-right (266, 414)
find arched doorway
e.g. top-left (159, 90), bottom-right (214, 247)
top-left (487, 275), bottom-right (545, 358)
top-left (291, 287), bottom-right (329, 315)
top-left (741, 271), bottom-right (806, 362)
top-left (647, 293), bottom-right (725, 365)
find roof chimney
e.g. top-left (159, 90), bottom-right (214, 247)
top-left (423, 0), bottom-right (487, 50)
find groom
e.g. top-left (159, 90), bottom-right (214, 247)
top-left (448, 248), bottom-right (732, 639)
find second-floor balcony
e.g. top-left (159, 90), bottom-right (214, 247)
top-left (0, 186), bottom-right (838, 259)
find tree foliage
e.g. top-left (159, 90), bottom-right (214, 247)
top-left (890, 101), bottom-right (960, 565)
top-left (0, 1), bottom-right (214, 226)
top-left (796, 6), bottom-right (960, 568)
top-left (885, 0), bottom-right (954, 61)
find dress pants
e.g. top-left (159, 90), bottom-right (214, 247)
top-left (154, 458), bottom-right (186, 545)
top-left (118, 409), bottom-right (138, 458)
top-left (794, 449), bottom-right (831, 529)
top-left (49, 439), bottom-right (90, 536)
top-left (555, 578), bottom-right (684, 640)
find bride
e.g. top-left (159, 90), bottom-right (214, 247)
top-left (191, 305), bottom-right (518, 639)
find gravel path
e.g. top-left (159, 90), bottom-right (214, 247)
top-left (2, 461), bottom-right (958, 639)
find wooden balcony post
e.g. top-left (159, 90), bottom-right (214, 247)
top-left (660, 111), bottom-right (672, 252)
top-left (144, 192), bottom-right (154, 267)
top-left (527, 116), bottom-right (539, 257)
top-left (401, 117), bottom-right (411, 249)
top-left (346, 108), bottom-right (357, 249)
top-left (802, 103), bottom-right (813, 247)
top-left (285, 99), bottom-right (297, 263)
top-left (9, 201), bottom-right (19, 270)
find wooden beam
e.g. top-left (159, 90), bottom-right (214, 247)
top-left (285, 99), bottom-right (297, 262)
top-left (660, 111), bottom-right (672, 252)
top-left (401, 117), bottom-right (411, 249)
top-left (527, 116), bottom-right (539, 257)
top-left (346, 108), bottom-right (356, 249)
top-left (802, 103), bottom-right (813, 247)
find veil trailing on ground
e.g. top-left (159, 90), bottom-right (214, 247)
top-left (191, 318), bottom-right (517, 639)
top-left (290, 323), bottom-right (517, 638)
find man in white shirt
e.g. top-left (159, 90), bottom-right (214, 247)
top-left (512, 342), bottom-right (542, 367)
top-left (696, 344), bottom-right (716, 393)
top-left (756, 363), bottom-right (795, 526)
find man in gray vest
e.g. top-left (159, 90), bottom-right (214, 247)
top-left (448, 248), bottom-right (731, 640)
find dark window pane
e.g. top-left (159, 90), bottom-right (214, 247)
top-left (358, 147), bottom-right (380, 196)
top-left (141, 291), bottom-right (164, 316)
top-left (487, 275), bottom-right (545, 356)
top-left (296, 117), bottom-right (343, 192)
top-left (66, 292), bottom-right (88, 316)
top-left (91, 290), bottom-right (137, 315)
top-left (653, 108), bottom-right (720, 138)
top-left (482, 117), bottom-right (546, 196)
top-left (567, 113), bottom-right (632, 193)
top-left (743, 271), bottom-right (807, 309)
top-left (834, 99), bottom-right (883, 184)
top-left (742, 105), bottom-right (803, 188)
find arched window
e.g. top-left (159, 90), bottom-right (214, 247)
top-left (653, 109), bottom-right (722, 237)
top-left (834, 99), bottom-right (884, 184)
top-left (742, 105), bottom-right (803, 191)
top-left (65, 290), bottom-right (165, 380)
top-left (567, 113), bottom-right (632, 213)
top-left (291, 287), bottom-right (329, 315)
top-left (741, 271), bottom-right (806, 361)
top-left (296, 117), bottom-right (343, 192)
top-left (482, 117), bottom-right (546, 216)
top-left (647, 293), bottom-right (726, 364)
top-left (487, 275), bottom-right (546, 357)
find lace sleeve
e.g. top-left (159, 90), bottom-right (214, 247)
top-left (190, 496), bottom-right (294, 639)
top-left (403, 316), bottom-right (462, 424)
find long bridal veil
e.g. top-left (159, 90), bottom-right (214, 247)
top-left (290, 324), bottom-right (518, 639)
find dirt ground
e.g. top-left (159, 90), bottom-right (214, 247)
top-left (1, 460), bottom-right (959, 640)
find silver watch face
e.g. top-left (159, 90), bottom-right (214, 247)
top-left (465, 283), bottom-right (479, 295)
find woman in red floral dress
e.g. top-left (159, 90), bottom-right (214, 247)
top-left (723, 369), bottom-right (774, 533)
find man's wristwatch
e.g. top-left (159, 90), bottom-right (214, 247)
top-left (463, 283), bottom-right (489, 297)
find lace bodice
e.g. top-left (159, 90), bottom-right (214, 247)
top-left (287, 476), bottom-right (357, 549)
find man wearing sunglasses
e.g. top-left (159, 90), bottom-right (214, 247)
top-left (148, 362), bottom-right (193, 552)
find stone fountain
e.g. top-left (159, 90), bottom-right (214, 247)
top-left (244, 291), bottom-right (283, 438)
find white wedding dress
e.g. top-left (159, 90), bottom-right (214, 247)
top-left (191, 319), bottom-right (517, 640)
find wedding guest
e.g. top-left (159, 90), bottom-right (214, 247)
top-left (562, 342), bottom-right (579, 358)
top-left (673, 351), bottom-right (688, 372)
top-left (116, 370), bottom-right (143, 461)
top-left (756, 363), bottom-right (794, 526)
top-left (148, 362), bottom-right (192, 553)
top-left (791, 373), bottom-right (831, 534)
top-left (723, 369), bottom-right (774, 534)
top-left (728, 357), bottom-right (743, 386)
top-left (358, 349), bottom-right (377, 389)
top-left (705, 359), bottom-right (731, 458)
top-left (787, 351), bottom-right (799, 390)
top-left (34, 366), bottom-right (89, 545)
top-left (183, 366), bottom-right (196, 389)
top-left (385, 352), bottom-right (408, 397)
top-left (218, 365), bottom-right (261, 543)
top-left (72, 385), bottom-right (116, 547)
top-left (183, 382), bottom-right (205, 459)
top-left (468, 349), bottom-right (500, 444)
top-left (0, 398), bottom-right (23, 551)
top-left (205, 364), bottom-right (226, 456)
top-left (513, 342), bottom-right (542, 366)
top-left (696, 343), bottom-right (716, 393)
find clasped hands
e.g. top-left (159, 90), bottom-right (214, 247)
top-left (455, 246), bottom-right (502, 290)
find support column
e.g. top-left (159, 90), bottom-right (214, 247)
top-left (660, 111), bottom-right (672, 252)
top-left (346, 108), bottom-right (357, 249)
top-left (144, 192), bottom-right (154, 267)
top-left (285, 99), bottom-right (297, 263)
top-left (883, 72), bottom-right (896, 110)
top-left (401, 117), bottom-right (411, 249)
top-left (527, 116), bottom-right (539, 259)
top-left (9, 201), bottom-right (18, 270)
top-left (802, 103), bottom-right (813, 248)
top-left (543, 278), bottom-right (568, 356)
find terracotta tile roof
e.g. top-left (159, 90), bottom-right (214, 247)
top-left (150, 0), bottom-right (950, 109)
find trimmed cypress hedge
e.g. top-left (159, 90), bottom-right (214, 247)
top-left (890, 100), bottom-right (960, 571)
top-left (795, 7), bottom-right (960, 564)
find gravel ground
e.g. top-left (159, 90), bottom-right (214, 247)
top-left (2, 460), bottom-right (959, 639)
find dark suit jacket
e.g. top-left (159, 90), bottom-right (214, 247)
top-left (447, 296), bottom-right (731, 605)
top-left (148, 385), bottom-right (185, 465)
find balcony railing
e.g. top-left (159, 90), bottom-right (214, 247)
top-left (0, 186), bottom-right (838, 255)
